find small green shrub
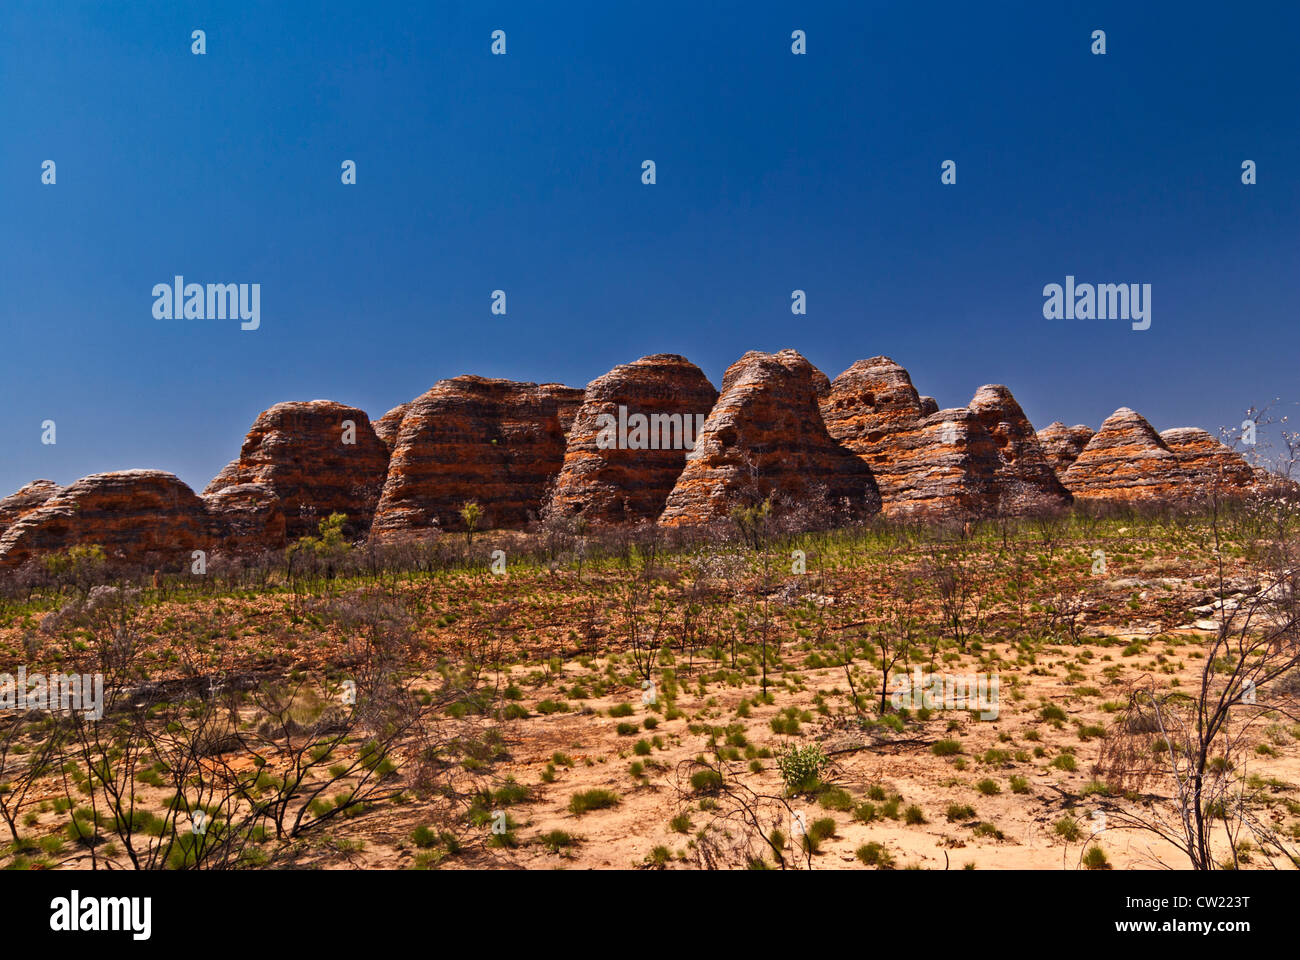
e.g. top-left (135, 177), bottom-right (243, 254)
top-left (569, 789), bottom-right (619, 815)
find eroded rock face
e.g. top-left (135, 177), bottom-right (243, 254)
top-left (820, 357), bottom-right (927, 451)
top-left (968, 385), bottom-right (1072, 513)
top-left (1061, 408), bottom-right (1187, 502)
top-left (202, 483), bottom-right (287, 555)
top-left (1063, 413), bottom-right (1262, 504)
top-left (372, 377), bottom-right (584, 534)
top-left (0, 471), bottom-right (209, 570)
top-left (820, 357), bottom-right (948, 515)
top-left (204, 401), bottom-right (389, 541)
top-left (1159, 428), bottom-right (1258, 490)
top-left (659, 349), bottom-right (881, 525)
top-left (1037, 422), bottom-right (1095, 476)
top-left (880, 407), bottom-right (1003, 518)
top-left (821, 360), bottom-right (1066, 518)
top-left (0, 480), bottom-right (63, 538)
top-left (547, 355), bottom-right (718, 524)
top-left (372, 403), bottom-right (411, 453)
top-left (552, 389), bottom-right (585, 437)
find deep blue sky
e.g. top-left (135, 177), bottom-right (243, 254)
top-left (3, 1), bottom-right (1297, 496)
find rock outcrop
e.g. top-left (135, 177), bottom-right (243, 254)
top-left (547, 355), bottom-right (718, 523)
top-left (659, 349), bottom-right (881, 525)
top-left (1159, 428), bottom-right (1258, 490)
top-left (0, 480), bottom-right (62, 538)
top-left (1037, 422), bottom-right (1095, 476)
top-left (820, 357), bottom-right (961, 515)
top-left (1053, 412), bottom-right (1264, 505)
top-left (372, 403), bottom-right (411, 453)
top-left (1061, 408), bottom-right (1187, 502)
top-left (202, 483), bottom-right (287, 555)
top-left (821, 359), bottom-right (1067, 518)
top-left (0, 471), bottom-right (209, 570)
top-left (820, 357), bottom-right (928, 454)
top-left (553, 390), bottom-right (585, 436)
top-left (204, 401), bottom-right (390, 541)
top-left (875, 406), bottom-right (1005, 518)
top-left (968, 385), bottom-right (1072, 512)
top-left (0, 352), bottom-right (1271, 562)
top-left (372, 377), bottom-right (584, 535)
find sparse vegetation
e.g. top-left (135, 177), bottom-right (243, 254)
top-left (1, 499), bottom-right (1296, 871)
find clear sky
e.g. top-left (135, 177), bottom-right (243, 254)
top-left (3, 1), bottom-right (1297, 496)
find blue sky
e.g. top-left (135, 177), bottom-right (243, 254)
top-left (3, 1), bottom-right (1297, 495)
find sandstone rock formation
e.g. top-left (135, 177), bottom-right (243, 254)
top-left (1037, 422), bottom-right (1095, 476)
top-left (204, 401), bottom-right (390, 541)
top-left (0, 352), bottom-right (1270, 563)
top-left (659, 349), bottom-right (881, 525)
top-left (1046, 411), bottom-right (1264, 505)
top-left (0, 471), bottom-right (209, 570)
top-left (1061, 408), bottom-right (1187, 502)
top-left (820, 357), bottom-right (928, 451)
top-left (0, 480), bottom-right (62, 538)
top-left (873, 406), bottom-right (1004, 518)
top-left (819, 357), bottom-right (956, 515)
top-left (552, 389), bottom-right (585, 436)
top-left (372, 378), bottom-right (584, 535)
top-left (821, 358), bottom-right (1067, 518)
top-left (202, 483), bottom-right (287, 555)
top-left (372, 403), bottom-right (411, 452)
top-left (547, 355), bottom-right (718, 524)
top-left (968, 385), bottom-right (1072, 512)
top-left (1159, 428), bottom-right (1258, 490)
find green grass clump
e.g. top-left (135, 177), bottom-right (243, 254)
top-left (946, 803), bottom-right (976, 822)
top-left (690, 769), bottom-right (724, 794)
top-left (855, 842), bottom-right (895, 868)
top-left (538, 830), bottom-right (577, 854)
top-left (1054, 817), bottom-right (1082, 841)
top-left (818, 788), bottom-right (854, 812)
top-left (568, 789), bottom-right (619, 815)
top-left (1083, 845), bottom-right (1111, 869)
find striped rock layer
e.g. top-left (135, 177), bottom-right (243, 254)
top-left (0, 356), bottom-right (1274, 571)
top-left (1158, 428), bottom-right (1258, 489)
top-left (821, 357), bottom-right (1068, 518)
top-left (659, 349), bottom-right (881, 525)
top-left (0, 480), bottom-right (62, 538)
top-left (0, 471), bottom-right (210, 571)
top-left (968, 385), bottom-right (1072, 514)
top-left (202, 483), bottom-right (287, 555)
top-left (1036, 422), bottom-right (1095, 476)
top-left (1061, 409), bottom-right (1258, 502)
top-left (205, 400), bottom-right (390, 541)
top-left (548, 354), bottom-right (718, 524)
top-left (372, 377), bottom-right (585, 535)
top-left (372, 403), bottom-right (411, 453)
